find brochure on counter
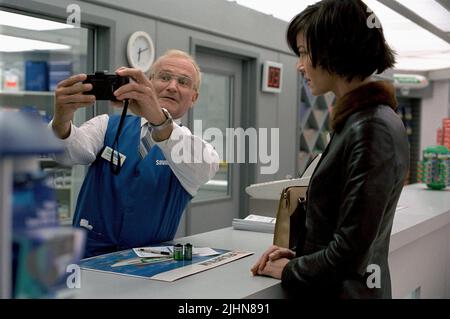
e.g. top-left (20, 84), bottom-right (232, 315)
top-left (80, 245), bottom-right (253, 282)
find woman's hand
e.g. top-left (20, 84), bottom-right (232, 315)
top-left (256, 258), bottom-right (291, 279)
top-left (251, 245), bottom-right (295, 279)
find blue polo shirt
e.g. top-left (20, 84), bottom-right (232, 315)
top-left (73, 115), bottom-right (192, 258)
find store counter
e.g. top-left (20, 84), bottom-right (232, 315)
top-left (75, 184), bottom-right (450, 299)
top-left (75, 227), bottom-right (280, 299)
top-left (388, 183), bottom-right (450, 298)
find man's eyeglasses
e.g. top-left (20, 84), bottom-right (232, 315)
top-left (154, 71), bottom-right (195, 90)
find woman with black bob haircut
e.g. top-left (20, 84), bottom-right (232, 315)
top-left (251, 0), bottom-right (409, 299)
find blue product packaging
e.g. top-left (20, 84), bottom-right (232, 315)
top-left (25, 61), bottom-right (49, 91)
top-left (48, 61), bottom-right (72, 91)
top-left (12, 171), bottom-right (59, 233)
top-left (12, 170), bottom-right (86, 298)
top-left (13, 227), bottom-right (86, 298)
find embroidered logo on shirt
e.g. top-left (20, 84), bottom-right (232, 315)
top-left (156, 160), bottom-right (169, 166)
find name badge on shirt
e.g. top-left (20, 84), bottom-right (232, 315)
top-left (101, 146), bottom-right (126, 167)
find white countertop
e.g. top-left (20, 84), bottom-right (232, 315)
top-left (75, 183), bottom-right (450, 299)
top-left (390, 184), bottom-right (450, 251)
top-left (76, 228), bottom-right (278, 299)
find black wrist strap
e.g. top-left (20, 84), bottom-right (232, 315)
top-left (110, 99), bottom-right (129, 175)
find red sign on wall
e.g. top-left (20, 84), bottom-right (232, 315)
top-left (262, 61), bottom-right (283, 93)
top-left (268, 66), bottom-right (281, 89)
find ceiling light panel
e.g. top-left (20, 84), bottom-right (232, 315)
top-left (396, 0), bottom-right (450, 32)
top-left (0, 34), bottom-right (71, 52)
top-left (0, 10), bottom-right (73, 31)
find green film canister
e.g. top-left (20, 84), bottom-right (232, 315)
top-left (184, 243), bottom-right (192, 260)
top-left (173, 244), bottom-right (183, 261)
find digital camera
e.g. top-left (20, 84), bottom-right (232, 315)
top-left (82, 71), bottom-right (129, 101)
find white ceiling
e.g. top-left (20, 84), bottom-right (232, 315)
top-left (396, 0), bottom-right (450, 32)
top-left (227, 0), bottom-right (450, 72)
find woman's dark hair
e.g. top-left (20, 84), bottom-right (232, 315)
top-left (287, 0), bottom-right (395, 81)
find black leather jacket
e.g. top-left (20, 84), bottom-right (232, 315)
top-left (281, 101), bottom-right (409, 299)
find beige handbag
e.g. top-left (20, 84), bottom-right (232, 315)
top-left (273, 185), bottom-right (308, 249)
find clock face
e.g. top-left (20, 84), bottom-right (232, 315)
top-left (127, 31), bottom-right (155, 74)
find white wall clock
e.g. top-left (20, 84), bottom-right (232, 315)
top-left (126, 31), bottom-right (155, 74)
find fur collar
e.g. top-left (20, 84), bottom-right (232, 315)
top-left (331, 81), bottom-right (397, 132)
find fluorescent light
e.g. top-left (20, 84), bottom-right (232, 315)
top-left (395, 49), bottom-right (450, 70)
top-left (0, 10), bottom-right (73, 31)
top-left (228, 0), bottom-right (450, 70)
top-left (363, 0), bottom-right (450, 70)
top-left (0, 35), bottom-right (71, 52)
top-left (395, 55), bottom-right (450, 71)
top-left (227, 0), bottom-right (319, 22)
top-left (395, 0), bottom-right (450, 32)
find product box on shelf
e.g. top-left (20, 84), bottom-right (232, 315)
top-left (3, 68), bottom-right (21, 92)
top-left (439, 118), bottom-right (450, 148)
top-left (48, 61), bottom-right (73, 91)
top-left (12, 169), bottom-right (86, 298)
top-left (25, 61), bottom-right (49, 91)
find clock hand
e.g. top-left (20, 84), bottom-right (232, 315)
top-left (137, 47), bottom-right (149, 62)
top-left (138, 48), bottom-right (143, 62)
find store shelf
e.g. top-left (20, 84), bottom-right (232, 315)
top-left (0, 90), bottom-right (54, 96)
top-left (0, 12), bottom-right (95, 294)
top-left (397, 97), bottom-right (421, 184)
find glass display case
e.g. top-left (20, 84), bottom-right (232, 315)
top-left (0, 8), bottom-right (94, 223)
